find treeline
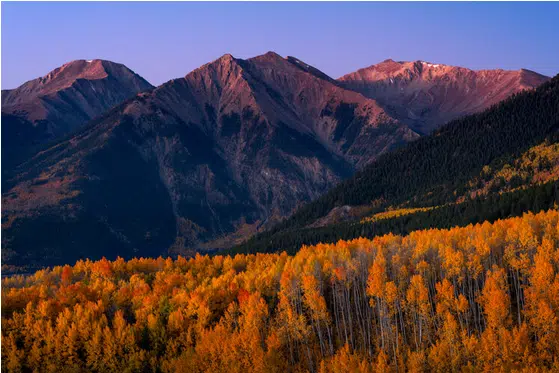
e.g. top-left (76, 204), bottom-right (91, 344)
top-left (259, 75), bottom-right (559, 235)
top-left (2, 210), bottom-right (559, 372)
top-left (230, 180), bottom-right (559, 255)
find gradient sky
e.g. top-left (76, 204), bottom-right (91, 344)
top-left (2, 2), bottom-right (559, 89)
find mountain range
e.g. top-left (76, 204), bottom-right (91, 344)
top-left (1, 52), bottom-right (550, 270)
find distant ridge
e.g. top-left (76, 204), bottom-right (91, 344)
top-left (1, 52), bottom-right (553, 271)
top-left (338, 59), bottom-right (550, 134)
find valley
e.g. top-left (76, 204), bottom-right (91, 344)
top-left (3, 2), bottom-right (559, 372)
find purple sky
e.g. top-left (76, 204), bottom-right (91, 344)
top-left (2, 2), bottom-right (559, 89)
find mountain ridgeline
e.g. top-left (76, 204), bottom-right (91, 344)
top-left (1, 53), bottom-right (552, 271)
top-left (232, 75), bottom-right (559, 254)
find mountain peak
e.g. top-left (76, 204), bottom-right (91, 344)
top-left (217, 53), bottom-right (236, 62)
top-left (246, 51), bottom-right (286, 66)
top-left (341, 57), bottom-right (550, 82)
top-left (262, 51), bottom-right (283, 59)
top-left (45, 59), bottom-right (109, 84)
top-left (189, 53), bottom-right (245, 83)
top-left (416, 60), bottom-right (445, 68)
top-left (1, 58), bottom-right (153, 148)
top-left (3, 59), bottom-right (151, 106)
top-left (338, 58), bottom-right (550, 134)
top-left (198, 53), bottom-right (242, 72)
top-left (517, 68), bottom-right (550, 87)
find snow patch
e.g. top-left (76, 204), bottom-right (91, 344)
top-left (421, 61), bottom-right (440, 68)
top-left (86, 60), bottom-right (93, 63)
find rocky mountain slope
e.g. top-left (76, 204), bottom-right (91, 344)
top-left (338, 59), bottom-right (550, 134)
top-left (2, 52), bottom-right (417, 269)
top-left (2, 59), bottom-right (153, 174)
top-left (232, 75), bottom-right (559, 255)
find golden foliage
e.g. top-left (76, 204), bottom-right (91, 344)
top-left (2, 210), bottom-right (559, 372)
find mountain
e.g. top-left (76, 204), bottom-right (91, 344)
top-left (2, 52), bottom-right (418, 270)
top-left (1, 59), bottom-right (153, 174)
top-left (232, 75), bottom-right (559, 255)
top-left (338, 59), bottom-right (550, 134)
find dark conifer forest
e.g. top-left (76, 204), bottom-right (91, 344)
top-left (232, 76), bottom-right (559, 255)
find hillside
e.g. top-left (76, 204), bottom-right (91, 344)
top-left (233, 75), bottom-right (559, 254)
top-left (3, 209), bottom-right (559, 372)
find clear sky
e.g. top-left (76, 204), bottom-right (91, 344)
top-left (2, 2), bottom-right (558, 89)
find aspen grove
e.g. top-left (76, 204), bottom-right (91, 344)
top-left (2, 209), bottom-right (559, 372)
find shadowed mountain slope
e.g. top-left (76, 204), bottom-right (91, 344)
top-left (2, 52), bottom-right (417, 270)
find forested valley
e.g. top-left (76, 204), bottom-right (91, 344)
top-left (3, 209), bottom-right (559, 372)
